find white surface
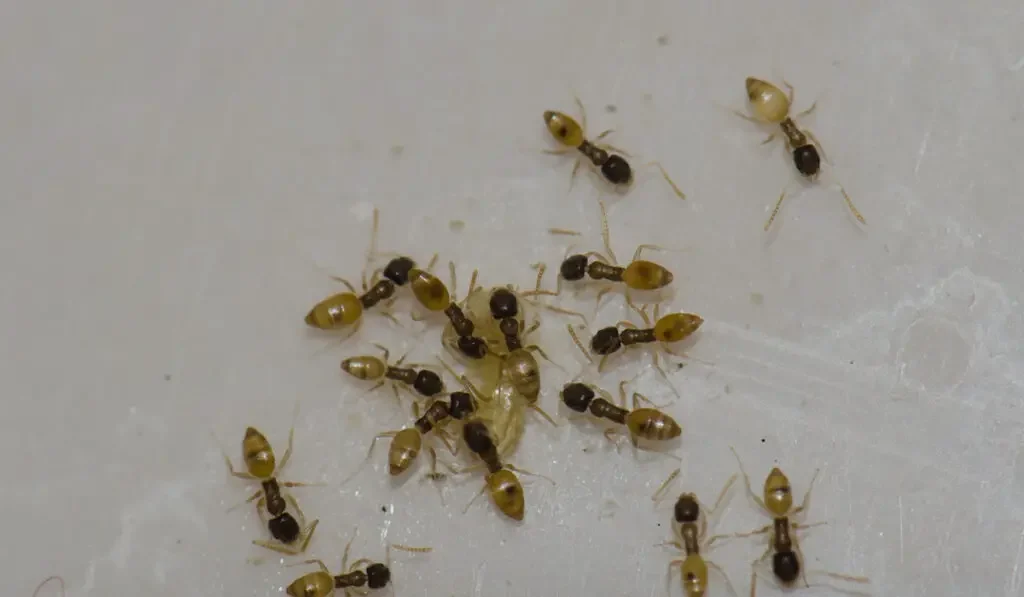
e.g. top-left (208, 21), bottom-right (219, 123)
top-left (3, 1), bottom-right (1024, 596)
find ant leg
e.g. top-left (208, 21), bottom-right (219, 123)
top-left (783, 80), bottom-right (795, 105)
top-left (390, 543), bottom-right (433, 554)
top-left (227, 488), bottom-right (264, 514)
top-left (792, 468), bottom-right (820, 517)
top-left (642, 161), bottom-right (686, 200)
top-left (568, 158), bottom-right (583, 193)
top-left (505, 463), bottom-right (556, 485)
top-left (219, 447), bottom-right (256, 481)
top-left (707, 474), bottom-right (738, 519)
top-left (340, 431), bottom-right (401, 486)
top-left (761, 133), bottom-right (777, 145)
top-left (598, 201), bottom-right (619, 265)
top-left (650, 351), bottom-right (681, 398)
top-left (764, 188), bottom-right (789, 232)
top-left (837, 183), bottom-right (866, 225)
top-left (462, 484), bottom-right (488, 514)
top-left (597, 354), bottom-right (612, 372)
top-left (286, 559), bottom-right (331, 575)
top-left (651, 468), bottom-right (681, 503)
top-left (796, 101), bottom-right (817, 120)
top-left (328, 276), bottom-right (358, 295)
top-left (707, 560), bottom-right (740, 597)
top-left (631, 243), bottom-right (668, 262)
top-left (370, 343), bottom-right (392, 365)
top-left (348, 557), bottom-right (374, 574)
top-left (729, 446), bottom-right (770, 512)
top-left (666, 558), bottom-right (683, 596)
top-left (295, 518), bottom-right (320, 554)
top-left (574, 96), bottom-right (588, 132)
top-left (602, 427), bottom-right (625, 452)
top-left (529, 404), bottom-right (559, 427)
top-left (594, 128), bottom-right (615, 141)
top-left (567, 325), bottom-right (594, 363)
top-left (631, 390), bottom-right (672, 410)
top-left (732, 109), bottom-right (762, 123)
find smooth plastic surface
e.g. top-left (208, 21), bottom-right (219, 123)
top-left (4, 1), bottom-right (1024, 596)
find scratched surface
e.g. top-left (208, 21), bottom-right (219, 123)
top-left (3, 1), bottom-right (1023, 596)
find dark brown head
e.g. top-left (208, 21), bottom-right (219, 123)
top-left (449, 391), bottom-right (476, 419)
top-left (489, 288), bottom-right (519, 320)
top-left (457, 336), bottom-right (488, 359)
top-left (590, 326), bottom-right (622, 355)
top-left (382, 256), bottom-right (416, 285)
top-left (413, 369), bottom-right (444, 396)
top-left (267, 513), bottom-right (301, 543)
top-left (773, 551), bottom-right (800, 583)
top-left (792, 145), bottom-right (820, 177)
top-left (673, 494), bottom-right (700, 524)
top-left (366, 563), bottom-right (391, 589)
top-left (560, 382), bottom-right (595, 413)
top-left (560, 254), bottom-right (589, 281)
top-left (601, 154), bottom-right (633, 185)
top-left (463, 420), bottom-right (495, 455)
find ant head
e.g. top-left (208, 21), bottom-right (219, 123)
top-left (560, 254), bottom-right (588, 281)
top-left (590, 326), bottom-right (622, 356)
top-left (773, 551), bottom-right (800, 584)
top-left (382, 256), bottom-right (416, 285)
top-left (560, 382), bottom-right (595, 412)
top-left (673, 493), bottom-right (700, 524)
top-left (457, 336), bottom-right (488, 359)
top-left (366, 563), bottom-right (391, 589)
top-left (489, 288), bottom-right (519, 320)
top-left (792, 145), bottom-right (821, 178)
top-left (449, 391), bottom-right (476, 419)
top-left (600, 154), bottom-right (633, 186)
top-left (413, 369), bottom-right (444, 396)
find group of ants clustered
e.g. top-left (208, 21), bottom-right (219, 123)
top-left (212, 78), bottom-right (871, 597)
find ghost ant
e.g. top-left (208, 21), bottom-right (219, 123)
top-left (303, 208), bottom-right (427, 333)
top-left (567, 300), bottom-right (704, 391)
top-left (735, 77), bottom-right (865, 231)
top-left (729, 447), bottom-right (871, 597)
top-left (349, 390), bottom-right (477, 480)
top-left (543, 98), bottom-right (685, 199)
top-left (532, 200), bottom-right (674, 311)
top-left (559, 380), bottom-right (681, 448)
top-left (221, 425), bottom-right (319, 555)
top-left (285, 530), bottom-right (430, 597)
top-left (340, 343), bottom-right (445, 405)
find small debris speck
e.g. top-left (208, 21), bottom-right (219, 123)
top-left (657, 34), bottom-right (670, 46)
top-left (605, 104), bottom-right (617, 113)
top-left (750, 292), bottom-right (764, 305)
top-left (643, 93), bottom-right (654, 102)
top-left (449, 219), bottom-right (465, 232)
top-left (390, 145), bottom-right (405, 156)
top-left (850, 360), bottom-right (855, 365)
top-left (381, 505), bottom-right (387, 513)
top-left (164, 374), bottom-right (171, 381)
top-left (761, 438), bottom-right (766, 443)
top-left (724, 384), bottom-right (731, 394)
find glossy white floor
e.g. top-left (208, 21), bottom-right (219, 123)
top-left (5, 1), bottom-right (1024, 596)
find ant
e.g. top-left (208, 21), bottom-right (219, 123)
top-left (560, 380), bottom-right (681, 448)
top-left (543, 98), bottom-right (685, 199)
top-left (568, 300), bottom-right (703, 386)
top-left (356, 390), bottom-right (477, 478)
top-left (460, 419), bottom-right (549, 521)
top-left (221, 426), bottom-right (319, 555)
top-left (652, 471), bottom-right (739, 597)
top-left (736, 77), bottom-right (865, 231)
top-left (730, 447), bottom-right (870, 597)
top-left (285, 531), bottom-right (430, 597)
top-left (340, 343), bottom-right (445, 405)
top-left (489, 288), bottom-right (560, 413)
top-left (304, 209), bottom-right (426, 333)
top-left (538, 200), bottom-right (674, 310)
